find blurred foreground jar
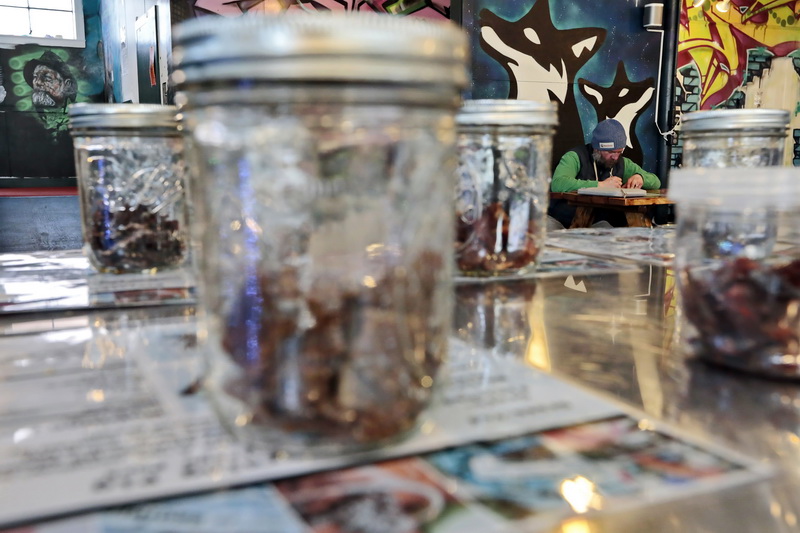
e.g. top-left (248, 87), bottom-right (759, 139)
top-left (455, 100), bottom-right (557, 276)
top-left (669, 167), bottom-right (800, 379)
top-left (173, 13), bottom-right (468, 450)
top-left (68, 104), bottom-right (190, 274)
top-left (680, 108), bottom-right (789, 168)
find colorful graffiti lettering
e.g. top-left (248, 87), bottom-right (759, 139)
top-left (678, 0), bottom-right (800, 108)
top-left (189, 0), bottom-right (450, 18)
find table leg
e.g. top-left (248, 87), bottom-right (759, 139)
top-left (571, 207), bottom-right (595, 228)
top-left (625, 211), bottom-right (652, 228)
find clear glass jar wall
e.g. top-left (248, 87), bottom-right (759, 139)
top-left (185, 89), bottom-right (456, 449)
top-left (680, 109), bottom-right (789, 168)
top-left (69, 106), bottom-right (189, 274)
top-left (670, 168), bottom-right (800, 379)
top-left (174, 13), bottom-right (468, 451)
top-left (681, 131), bottom-right (786, 167)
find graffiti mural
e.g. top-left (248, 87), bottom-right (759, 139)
top-left (478, 0), bottom-right (606, 166)
top-left (464, 0), bottom-right (662, 169)
top-left (678, 0), bottom-right (799, 108)
top-left (579, 61), bottom-right (656, 166)
top-left (184, 0), bottom-right (451, 18)
top-left (10, 50), bottom-right (79, 136)
top-left (0, 0), bottom-right (104, 178)
top-left (675, 0), bottom-right (800, 166)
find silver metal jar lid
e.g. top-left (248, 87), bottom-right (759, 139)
top-left (171, 12), bottom-right (468, 88)
top-left (456, 99), bottom-right (559, 127)
top-left (680, 108), bottom-right (790, 133)
top-left (68, 103), bottom-right (179, 129)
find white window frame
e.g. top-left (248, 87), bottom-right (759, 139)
top-left (0, 0), bottom-right (85, 48)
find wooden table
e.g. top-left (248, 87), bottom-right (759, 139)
top-left (551, 189), bottom-right (673, 228)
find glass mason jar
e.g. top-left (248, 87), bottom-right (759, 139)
top-left (454, 100), bottom-right (557, 276)
top-left (68, 104), bottom-right (190, 274)
top-left (669, 167), bottom-right (800, 379)
top-left (173, 13), bottom-right (468, 451)
top-left (680, 108), bottom-right (789, 168)
top-left (680, 108), bottom-right (790, 281)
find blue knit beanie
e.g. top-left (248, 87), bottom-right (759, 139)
top-left (591, 119), bottom-right (627, 151)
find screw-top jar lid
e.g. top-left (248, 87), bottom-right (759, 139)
top-left (680, 108), bottom-right (790, 133)
top-left (668, 167), bottom-right (800, 209)
top-left (456, 99), bottom-right (559, 127)
top-left (68, 103), bottom-right (179, 129)
top-left (172, 12), bottom-right (468, 89)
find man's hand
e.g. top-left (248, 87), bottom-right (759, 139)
top-left (623, 174), bottom-right (644, 189)
top-left (598, 176), bottom-right (622, 188)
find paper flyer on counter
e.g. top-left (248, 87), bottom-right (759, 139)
top-left (0, 320), bottom-right (619, 528)
top-left (454, 250), bottom-right (639, 284)
top-left (546, 227), bottom-right (675, 266)
top-left (4, 415), bottom-right (771, 533)
top-left (0, 249), bottom-right (632, 314)
top-left (0, 319), bottom-right (770, 531)
top-left (0, 251), bottom-right (195, 313)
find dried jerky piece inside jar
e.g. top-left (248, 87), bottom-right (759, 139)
top-left (221, 250), bottom-right (446, 445)
top-left (456, 201), bottom-right (540, 274)
top-left (680, 257), bottom-right (800, 376)
top-left (89, 203), bottom-right (186, 273)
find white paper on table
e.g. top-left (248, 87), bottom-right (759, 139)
top-left (0, 318), bottom-right (623, 528)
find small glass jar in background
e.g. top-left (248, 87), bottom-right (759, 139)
top-left (173, 13), bottom-right (468, 451)
top-left (679, 108), bottom-right (789, 168)
top-left (669, 167), bottom-right (800, 379)
top-left (454, 99), bottom-right (557, 276)
top-left (68, 104), bottom-right (190, 274)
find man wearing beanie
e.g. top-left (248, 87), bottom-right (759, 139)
top-left (548, 119), bottom-right (660, 228)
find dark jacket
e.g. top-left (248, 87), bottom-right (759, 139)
top-left (548, 144), bottom-right (626, 228)
top-left (571, 143), bottom-right (625, 183)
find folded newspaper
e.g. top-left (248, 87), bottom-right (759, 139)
top-left (577, 187), bottom-right (648, 197)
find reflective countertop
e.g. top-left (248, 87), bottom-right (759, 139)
top-left (1, 230), bottom-right (798, 533)
top-left (459, 268), bottom-right (798, 533)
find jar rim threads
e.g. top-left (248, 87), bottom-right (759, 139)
top-left (680, 108), bottom-right (790, 134)
top-left (456, 99), bottom-right (558, 128)
top-left (172, 12), bottom-right (468, 90)
top-left (68, 103), bottom-right (180, 130)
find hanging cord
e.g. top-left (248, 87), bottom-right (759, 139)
top-left (647, 26), bottom-right (679, 142)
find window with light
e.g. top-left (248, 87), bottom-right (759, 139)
top-left (0, 0), bottom-right (85, 48)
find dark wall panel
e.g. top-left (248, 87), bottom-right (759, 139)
top-left (0, 111), bottom-right (9, 177)
top-left (0, 196), bottom-right (82, 252)
top-left (5, 110), bottom-right (75, 179)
